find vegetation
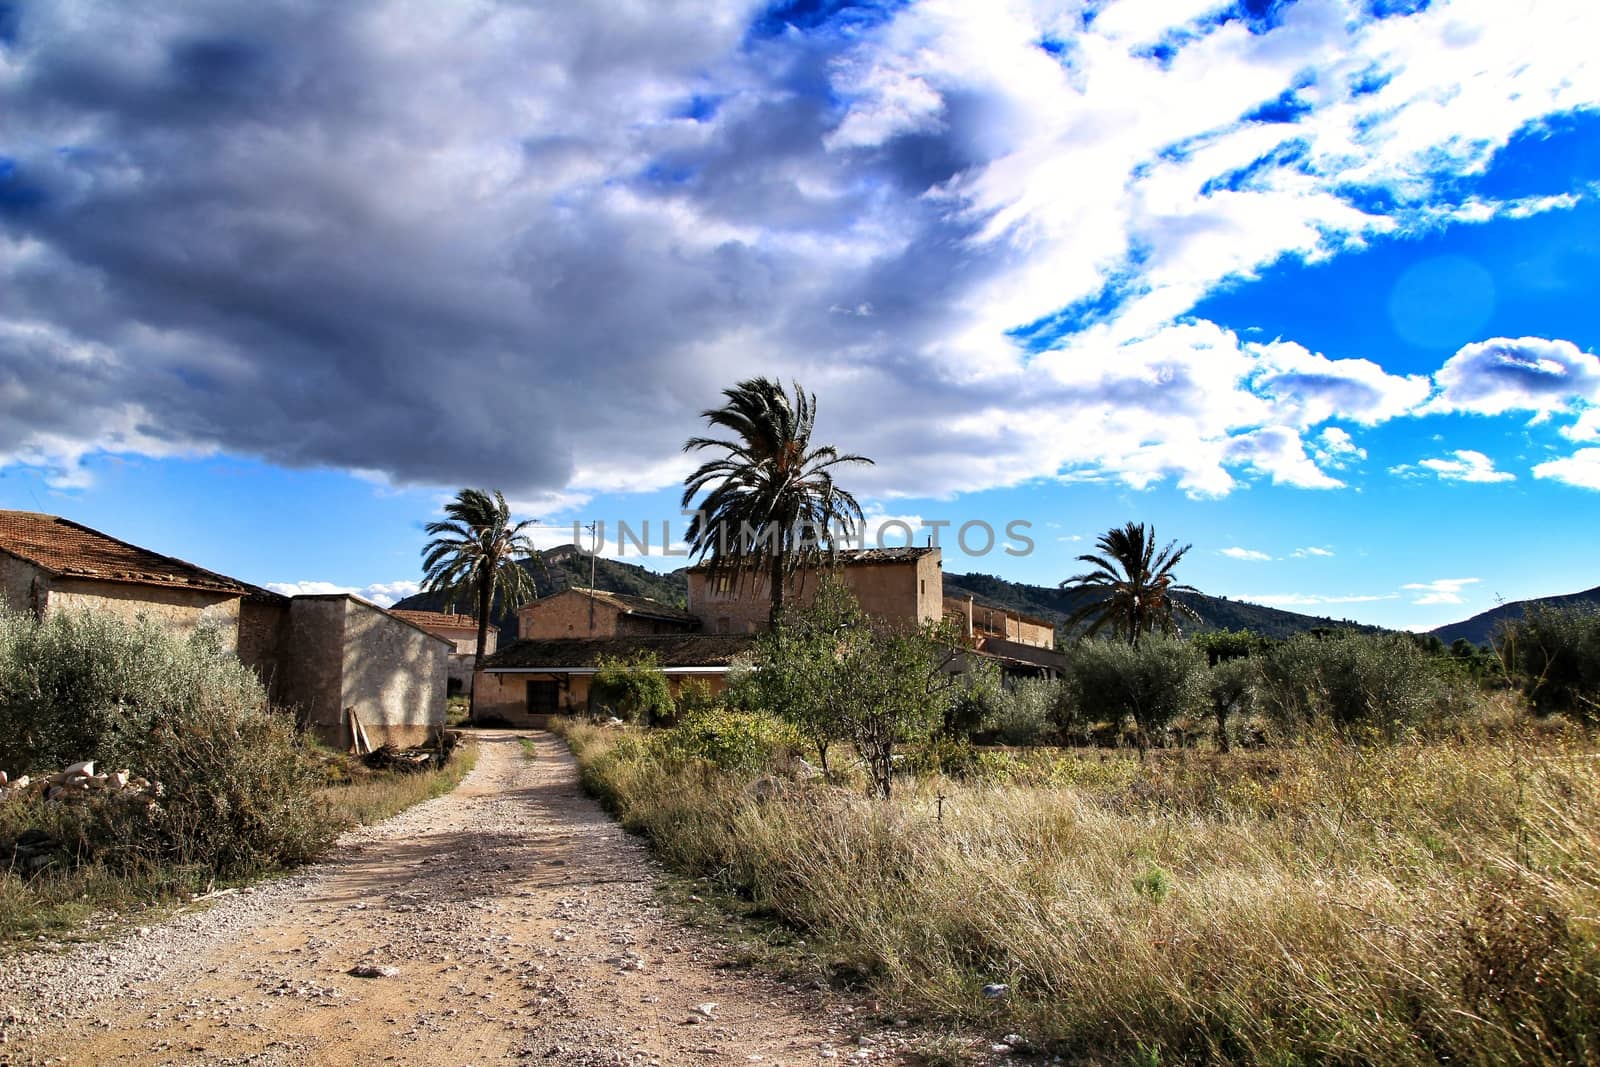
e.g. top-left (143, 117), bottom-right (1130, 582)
top-left (589, 652), bottom-right (676, 725)
top-left (750, 578), bottom-right (976, 796)
top-left (420, 487), bottom-right (543, 722)
top-left (563, 712), bottom-right (1600, 1067)
top-left (1499, 603), bottom-right (1600, 722)
top-left (1060, 521), bottom-right (1200, 644)
top-left (681, 378), bottom-right (872, 623)
top-left (0, 610), bottom-right (475, 948)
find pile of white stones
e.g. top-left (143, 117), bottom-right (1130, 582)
top-left (0, 760), bottom-right (162, 805)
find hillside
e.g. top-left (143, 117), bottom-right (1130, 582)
top-left (391, 545), bottom-right (689, 638)
top-left (1430, 584), bottom-right (1600, 646)
top-left (394, 549), bottom-right (1386, 643)
top-left (945, 571), bottom-right (1386, 640)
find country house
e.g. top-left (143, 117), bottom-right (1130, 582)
top-left (0, 510), bottom-right (449, 748)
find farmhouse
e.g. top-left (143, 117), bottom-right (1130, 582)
top-left (516, 587), bottom-right (698, 639)
top-left (478, 545), bottom-right (1064, 721)
top-left (0, 509), bottom-right (449, 749)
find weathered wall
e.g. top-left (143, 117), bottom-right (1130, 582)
top-left (47, 578), bottom-right (241, 652)
top-left (237, 596), bottom-right (291, 699)
top-left (687, 554), bottom-right (942, 633)
top-left (340, 599), bottom-right (447, 748)
top-left (280, 597), bottom-right (347, 739)
top-left (517, 591), bottom-right (630, 639)
top-left (0, 554), bottom-right (45, 617)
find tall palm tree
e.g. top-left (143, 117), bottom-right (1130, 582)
top-left (421, 489), bottom-right (542, 723)
top-left (681, 378), bottom-right (873, 625)
top-left (1061, 522), bottom-right (1199, 645)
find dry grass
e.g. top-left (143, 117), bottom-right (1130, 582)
top-left (563, 719), bottom-right (1600, 1066)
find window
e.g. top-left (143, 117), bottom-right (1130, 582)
top-left (714, 575), bottom-right (732, 597)
top-left (920, 579), bottom-right (926, 596)
top-left (526, 680), bottom-right (560, 715)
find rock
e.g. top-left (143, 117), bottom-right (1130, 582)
top-left (690, 1002), bottom-right (717, 1020)
top-left (347, 964), bottom-right (399, 979)
top-left (981, 983), bottom-right (1009, 999)
top-left (109, 771), bottom-right (130, 790)
top-left (64, 761), bottom-right (95, 779)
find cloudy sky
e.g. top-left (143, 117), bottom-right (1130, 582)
top-left (2, 0), bottom-right (1598, 628)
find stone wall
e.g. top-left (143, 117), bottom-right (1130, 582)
top-left (280, 597), bottom-right (347, 739)
top-left (517, 590), bottom-right (695, 640)
top-left (46, 578), bottom-right (241, 653)
top-left (237, 596), bottom-right (291, 699)
top-left (339, 599), bottom-right (447, 748)
top-left (0, 554), bottom-right (45, 617)
top-left (686, 552), bottom-right (943, 634)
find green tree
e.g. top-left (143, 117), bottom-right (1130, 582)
top-left (420, 488), bottom-right (541, 724)
top-left (1060, 522), bottom-right (1199, 645)
top-left (681, 379), bottom-right (873, 625)
top-left (590, 653), bottom-right (675, 725)
top-left (1063, 637), bottom-right (1205, 749)
top-left (755, 577), bottom-right (965, 797)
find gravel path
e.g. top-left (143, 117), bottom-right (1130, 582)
top-left (0, 731), bottom-right (928, 1066)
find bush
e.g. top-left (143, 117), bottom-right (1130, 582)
top-left (657, 707), bottom-right (798, 774)
top-left (0, 610), bottom-right (341, 878)
top-left (675, 677), bottom-right (724, 718)
top-left (1206, 656), bottom-right (1257, 751)
top-left (1257, 632), bottom-right (1451, 739)
top-left (1063, 637), bottom-right (1205, 747)
top-left (589, 653), bottom-right (675, 725)
top-left (984, 678), bottom-right (1063, 746)
top-left (1500, 604), bottom-right (1600, 722)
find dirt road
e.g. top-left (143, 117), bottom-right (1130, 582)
top-left (1, 732), bottom-right (919, 1066)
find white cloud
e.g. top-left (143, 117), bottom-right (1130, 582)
top-left (1532, 447), bottom-right (1600, 490)
top-left (1406, 449), bottom-right (1518, 483)
top-left (1560, 408), bottom-right (1600, 443)
top-left (1402, 577), bottom-right (1481, 605)
top-left (264, 579), bottom-right (420, 608)
top-left (0, 1), bottom-right (1596, 501)
top-left (1429, 337), bottom-right (1600, 416)
top-left (1221, 546), bottom-right (1273, 561)
top-left (1291, 546), bottom-right (1335, 558)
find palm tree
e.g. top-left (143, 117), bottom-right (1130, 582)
top-left (421, 489), bottom-right (542, 723)
top-left (681, 378), bottom-right (873, 625)
top-left (1060, 521), bottom-right (1199, 645)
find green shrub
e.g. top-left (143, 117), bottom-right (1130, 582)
top-left (0, 610), bottom-right (341, 878)
top-left (1257, 632), bottom-right (1450, 739)
top-left (984, 678), bottom-right (1063, 746)
top-left (657, 707), bottom-right (797, 773)
top-left (1063, 637), bottom-right (1205, 747)
top-left (1206, 657), bottom-right (1258, 752)
top-left (1500, 604), bottom-right (1600, 722)
top-left (589, 652), bottom-right (675, 725)
top-left (675, 677), bottom-right (724, 718)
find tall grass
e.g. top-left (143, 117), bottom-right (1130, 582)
top-left (563, 719), bottom-right (1600, 1066)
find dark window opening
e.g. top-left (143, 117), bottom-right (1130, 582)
top-left (526, 680), bottom-right (560, 715)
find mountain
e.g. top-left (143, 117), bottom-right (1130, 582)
top-left (1429, 584), bottom-right (1600, 646)
top-left (945, 571), bottom-right (1386, 640)
top-left (391, 545), bottom-right (689, 639)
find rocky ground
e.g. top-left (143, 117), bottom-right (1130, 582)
top-left (0, 731), bottom-right (1006, 1066)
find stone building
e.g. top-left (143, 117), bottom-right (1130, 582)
top-left (515, 587), bottom-right (698, 640)
top-left (390, 609), bottom-right (492, 696)
top-left (0, 509), bottom-right (448, 748)
top-left (0, 510), bottom-right (251, 653)
top-left (684, 547), bottom-right (945, 634)
top-left (943, 595), bottom-right (1057, 649)
top-left (474, 634), bottom-right (754, 726)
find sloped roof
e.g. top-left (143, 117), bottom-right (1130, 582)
top-left (556, 587), bottom-right (696, 623)
top-left (0, 510), bottom-right (250, 595)
top-left (943, 594), bottom-right (1057, 631)
top-left (390, 609), bottom-right (480, 632)
top-left (685, 546), bottom-right (937, 573)
top-left (484, 633), bottom-right (756, 671)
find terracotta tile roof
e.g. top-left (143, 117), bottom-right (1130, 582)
top-left (0, 510), bottom-right (249, 595)
top-left (389, 609), bottom-right (480, 632)
top-left (685, 546), bottom-right (937, 573)
top-left (484, 634), bottom-right (756, 671)
top-left (563, 587), bottom-right (697, 623)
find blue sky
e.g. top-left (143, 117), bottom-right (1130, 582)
top-left (2, 0), bottom-right (1599, 630)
